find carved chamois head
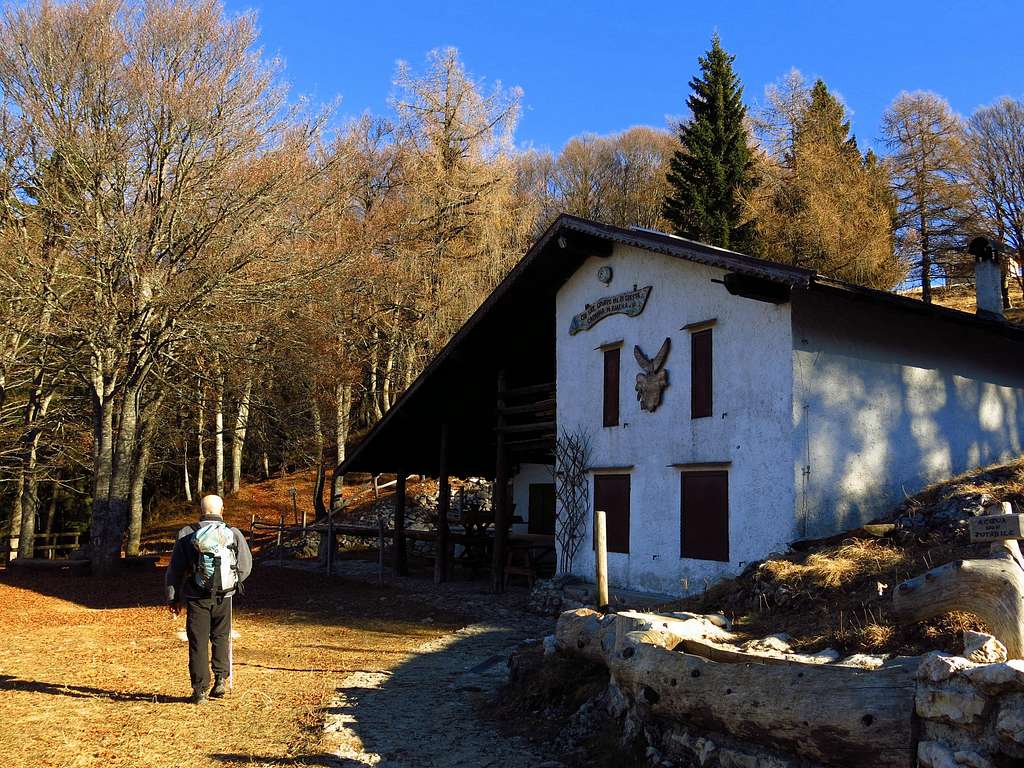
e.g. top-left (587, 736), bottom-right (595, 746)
top-left (634, 337), bottom-right (670, 412)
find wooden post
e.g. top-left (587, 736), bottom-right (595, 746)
top-left (277, 508), bottom-right (285, 567)
top-left (249, 513), bottom-right (255, 542)
top-left (435, 423), bottom-right (450, 584)
top-left (492, 370), bottom-right (509, 593)
top-left (595, 509), bottom-right (609, 609)
top-left (377, 514), bottom-right (385, 586)
top-left (289, 487), bottom-right (299, 527)
top-left (326, 512), bottom-right (334, 576)
top-left (394, 471), bottom-right (408, 576)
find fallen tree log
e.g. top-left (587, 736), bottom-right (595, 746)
top-left (892, 504), bottom-right (1024, 659)
top-left (556, 609), bottom-right (918, 768)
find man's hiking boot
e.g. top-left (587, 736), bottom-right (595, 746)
top-left (209, 676), bottom-right (227, 699)
top-left (190, 688), bottom-right (209, 705)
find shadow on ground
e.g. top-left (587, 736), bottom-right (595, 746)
top-left (0, 674), bottom-right (192, 704)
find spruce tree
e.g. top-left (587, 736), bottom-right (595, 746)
top-left (663, 34), bottom-right (755, 250)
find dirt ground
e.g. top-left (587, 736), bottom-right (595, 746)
top-left (0, 476), bottom-right (550, 768)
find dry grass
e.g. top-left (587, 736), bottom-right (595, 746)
top-left (761, 540), bottom-right (909, 590)
top-left (0, 473), bottom-right (470, 768)
top-left (902, 280), bottom-right (1024, 325)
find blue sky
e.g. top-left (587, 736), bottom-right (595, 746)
top-left (225, 0), bottom-right (1024, 155)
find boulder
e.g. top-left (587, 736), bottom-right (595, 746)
top-left (742, 633), bottom-right (792, 654)
top-left (996, 693), bottom-right (1024, 748)
top-left (963, 631), bottom-right (1007, 664)
top-left (836, 653), bottom-right (889, 670)
top-left (916, 685), bottom-right (988, 728)
top-left (963, 660), bottom-right (1024, 694)
top-left (917, 653), bottom-right (978, 683)
top-left (917, 741), bottom-right (958, 768)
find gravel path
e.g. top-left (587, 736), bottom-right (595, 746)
top-left (307, 560), bottom-right (557, 767)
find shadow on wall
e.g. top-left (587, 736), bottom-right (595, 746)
top-left (793, 294), bottom-right (1024, 539)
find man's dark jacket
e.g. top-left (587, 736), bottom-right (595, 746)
top-left (165, 519), bottom-right (253, 603)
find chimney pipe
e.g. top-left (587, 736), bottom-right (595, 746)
top-left (968, 237), bottom-right (1003, 320)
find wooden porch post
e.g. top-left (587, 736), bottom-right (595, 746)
top-left (434, 423), bottom-right (450, 584)
top-left (394, 470), bottom-right (408, 576)
top-left (492, 370), bottom-right (510, 593)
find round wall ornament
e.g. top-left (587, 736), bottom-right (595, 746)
top-left (597, 265), bottom-right (613, 284)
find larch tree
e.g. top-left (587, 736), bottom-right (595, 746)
top-left (750, 74), bottom-right (903, 288)
top-left (393, 47), bottom-right (528, 349)
top-left (964, 97), bottom-right (1024, 302)
top-left (663, 34), bottom-right (756, 250)
top-left (881, 91), bottom-right (971, 303)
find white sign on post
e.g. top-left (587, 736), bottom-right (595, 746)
top-left (969, 513), bottom-right (1024, 543)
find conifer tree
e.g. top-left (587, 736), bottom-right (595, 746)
top-left (663, 34), bottom-right (756, 250)
top-left (750, 74), bottom-right (903, 289)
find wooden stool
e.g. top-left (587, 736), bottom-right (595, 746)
top-left (504, 546), bottom-right (536, 588)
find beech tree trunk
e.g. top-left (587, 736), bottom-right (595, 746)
top-left (90, 379), bottom-right (133, 575)
top-left (44, 487), bottom-right (58, 536)
top-left (182, 439), bottom-right (193, 502)
top-left (16, 454), bottom-right (40, 559)
top-left (196, 399), bottom-right (206, 497)
top-left (214, 371), bottom-right (225, 496)
top-left (126, 394), bottom-right (162, 556)
top-left (230, 375), bottom-right (253, 494)
top-left (7, 469), bottom-right (24, 560)
top-left (332, 381), bottom-right (351, 511)
top-left (311, 395), bottom-right (327, 520)
top-left (893, 508), bottom-right (1024, 659)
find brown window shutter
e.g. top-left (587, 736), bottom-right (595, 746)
top-left (603, 347), bottom-right (620, 427)
top-left (691, 328), bottom-right (712, 419)
top-left (680, 470), bottom-right (729, 561)
top-left (594, 473), bottom-right (630, 554)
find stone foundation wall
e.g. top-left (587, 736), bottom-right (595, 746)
top-left (552, 608), bottom-right (1024, 767)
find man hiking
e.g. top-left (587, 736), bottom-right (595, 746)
top-left (165, 494), bottom-right (252, 704)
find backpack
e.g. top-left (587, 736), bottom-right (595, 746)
top-left (190, 521), bottom-right (239, 596)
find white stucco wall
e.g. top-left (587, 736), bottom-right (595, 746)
top-left (555, 244), bottom-right (797, 595)
top-left (792, 289), bottom-right (1024, 538)
top-left (509, 463), bottom-right (553, 534)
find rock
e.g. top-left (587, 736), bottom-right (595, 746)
top-left (836, 653), bottom-right (888, 670)
top-left (916, 685), bottom-right (988, 727)
top-left (996, 693), bottom-right (1024, 747)
top-left (918, 741), bottom-right (958, 768)
top-left (963, 660), bottom-right (1024, 694)
top-left (935, 493), bottom-right (993, 522)
top-left (742, 633), bottom-right (792, 654)
top-left (542, 634), bottom-right (557, 656)
top-left (963, 631), bottom-right (1007, 664)
top-left (808, 648), bottom-right (840, 663)
top-left (917, 652), bottom-right (977, 683)
top-left (952, 750), bottom-right (994, 768)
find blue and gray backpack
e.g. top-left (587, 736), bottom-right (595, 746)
top-left (190, 521), bottom-right (239, 596)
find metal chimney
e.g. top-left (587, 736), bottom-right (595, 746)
top-left (968, 237), bottom-right (1003, 320)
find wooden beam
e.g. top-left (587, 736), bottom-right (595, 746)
top-left (496, 398), bottom-right (556, 416)
top-left (492, 370), bottom-right (510, 594)
top-left (494, 421), bottom-right (556, 435)
top-left (499, 382), bottom-right (555, 398)
top-left (394, 472), bottom-right (408, 576)
top-left (434, 424), bottom-right (450, 584)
